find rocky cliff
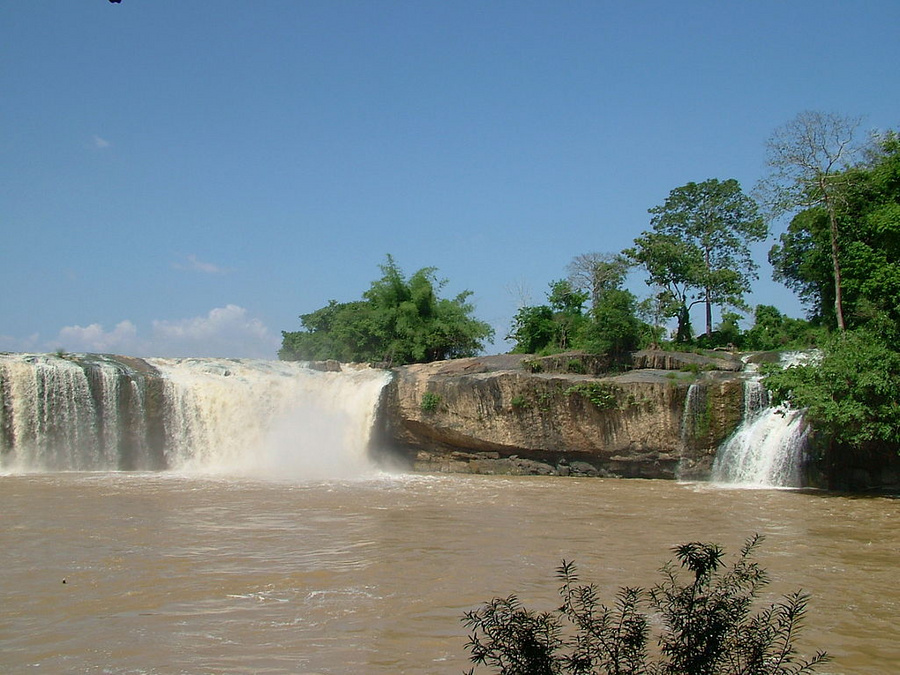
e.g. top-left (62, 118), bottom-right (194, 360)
top-left (371, 350), bottom-right (746, 480)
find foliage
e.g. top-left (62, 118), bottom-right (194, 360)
top-left (766, 129), bottom-right (900, 333)
top-left (420, 391), bottom-right (443, 414)
top-left (548, 280), bottom-right (591, 351)
top-left (511, 394), bottom-right (529, 410)
top-left (768, 208), bottom-right (834, 322)
top-left (757, 111), bottom-right (865, 331)
top-left (280, 256), bottom-right (494, 365)
top-left (567, 252), bottom-right (632, 312)
top-left (626, 178), bottom-right (766, 340)
top-left (508, 305), bottom-right (558, 354)
top-left (582, 289), bottom-right (642, 356)
top-left (462, 535), bottom-right (828, 675)
top-left (743, 305), bottom-right (823, 351)
top-left (508, 257), bottom-right (644, 357)
top-left (564, 382), bottom-right (620, 410)
top-left (765, 325), bottom-right (900, 453)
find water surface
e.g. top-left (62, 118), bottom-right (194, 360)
top-left (1, 473), bottom-right (896, 674)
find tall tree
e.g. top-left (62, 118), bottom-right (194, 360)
top-left (627, 178), bottom-right (766, 339)
top-left (767, 129), bottom-right (900, 328)
top-left (757, 111), bottom-right (864, 332)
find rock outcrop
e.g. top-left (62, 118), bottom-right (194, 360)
top-left (372, 351), bottom-right (746, 479)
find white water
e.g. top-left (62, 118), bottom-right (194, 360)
top-left (711, 352), bottom-right (812, 487)
top-left (146, 358), bottom-right (390, 478)
top-left (0, 354), bottom-right (391, 478)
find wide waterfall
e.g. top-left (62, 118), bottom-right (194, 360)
top-left (0, 353), bottom-right (391, 477)
top-left (711, 353), bottom-right (811, 487)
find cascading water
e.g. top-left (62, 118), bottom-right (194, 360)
top-left (680, 382), bottom-right (706, 445)
top-left (0, 353), bottom-right (391, 478)
top-left (711, 352), bottom-right (812, 487)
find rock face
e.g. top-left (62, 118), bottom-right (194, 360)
top-left (372, 351), bottom-right (746, 480)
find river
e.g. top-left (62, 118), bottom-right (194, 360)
top-left (1, 472), bottom-right (896, 674)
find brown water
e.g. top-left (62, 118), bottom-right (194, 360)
top-left (1, 472), bottom-right (897, 674)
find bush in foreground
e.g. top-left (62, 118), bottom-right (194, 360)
top-left (462, 534), bottom-right (828, 675)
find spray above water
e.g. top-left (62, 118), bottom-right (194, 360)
top-left (0, 354), bottom-right (391, 479)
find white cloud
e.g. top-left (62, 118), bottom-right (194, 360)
top-left (173, 254), bottom-right (230, 275)
top-left (92, 135), bottom-right (111, 149)
top-left (49, 306), bottom-right (279, 359)
top-left (150, 305), bottom-right (277, 357)
top-left (56, 320), bottom-right (140, 354)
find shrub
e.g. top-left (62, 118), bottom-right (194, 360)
top-left (420, 391), bottom-right (442, 413)
top-left (511, 395), bottom-right (529, 410)
top-left (564, 382), bottom-right (619, 410)
top-left (462, 534), bottom-right (828, 675)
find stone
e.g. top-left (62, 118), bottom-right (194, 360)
top-left (372, 352), bottom-right (747, 480)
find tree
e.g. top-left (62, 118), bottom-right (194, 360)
top-left (507, 280), bottom-right (589, 354)
top-left (507, 305), bottom-right (557, 354)
top-left (566, 253), bottom-right (631, 312)
top-left (548, 280), bottom-right (590, 351)
top-left (757, 111), bottom-right (864, 332)
top-left (279, 256), bottom-right (494, 365)
top-left (582, 288), bottom-right (642, 356)
top-left (507, 271), bottom-right (645, 357)
top-left (462, 535), bottom-right (828, 675)
top-left (743, 305), bottom-right (820, 351)
top-left (626, 179), bottom-right (766, 340)
top-left (768, 209), bottom-right (834, 322)
top-left (765, 323), bottom-right (900, 456)
top-left (767, 129), bottom-right (900, 329)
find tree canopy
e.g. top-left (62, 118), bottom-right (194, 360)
top-left (506, 255), bottom-right (643, 357)
top-left (768, 130), bottom-right (900, 328)
top-left (757, 111), bottom-right (864, 331)
top-left (626, 178), bottom-right (766, 340)
top-left (279, 256), bottom-right (494, 365)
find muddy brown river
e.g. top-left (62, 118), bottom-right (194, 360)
top-left (1, 472), bottom-right (896, 674)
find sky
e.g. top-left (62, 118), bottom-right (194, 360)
top-left (2, 1), bottom-right (898, 358)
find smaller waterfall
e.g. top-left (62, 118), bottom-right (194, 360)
top-left (711, 353), bottom-right (811, 487)
top-left (680, 382), bottom-right (706, 444)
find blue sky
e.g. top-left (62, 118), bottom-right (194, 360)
top-left (2, 1), bottom-right (897, 358)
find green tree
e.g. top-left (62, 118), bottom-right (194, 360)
top-left (279, 256), bottom-right (494, 365)
top-left (548, 280), bottom-right (590, 351)
top-left (767, 130), bottom-right (900, 329)
top-left (507, 305), bottom-right (557, 354)
top-left (626, 179), bottom-right (766, 340)
top-left (463, 535), bottom-right (828, 675)
top-left (507, 280), bottom-right (589, 355)
top-left (765, 324), bottom-right (900, 456)
top-left (742, 305), bottom-right (820, 351)
top-left (768, 209), bottom-right (834, 322)
top-left (757, 111), bottom-right (864, 332)
top-left (507, 272), bottom-right (645, 357)
top-left (582, 288), bottom-right (642, 356)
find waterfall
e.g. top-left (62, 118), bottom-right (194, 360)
top-left (711, 352), bottom-right (812, 487)
top-left (680, 382), bottom-right (706, 444)
top-left (0, 353), bottom-right (391, 478)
